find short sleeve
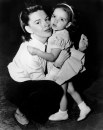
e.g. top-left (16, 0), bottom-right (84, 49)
top-left (50, 36), bottom-right (68, 50)
top-left (48, 30), bottom-right (71, 51)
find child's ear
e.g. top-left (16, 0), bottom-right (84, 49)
top-left (25, 26), bottom-right (33, 34)
top-left (66, 22), bottom-right (72, 28)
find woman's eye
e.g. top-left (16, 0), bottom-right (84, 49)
top-left (52, 15), bottom-right (55, 18)
top-left (35, 21), bottom-right (40, 24)
top-left (46, 17), bottom-right (49, 21)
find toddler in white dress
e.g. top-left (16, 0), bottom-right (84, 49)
top-left (28, 3), bottom-right (91, 121)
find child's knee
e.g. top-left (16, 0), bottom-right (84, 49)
top-left (61, 84), bottom-right (67, 93)
top-left (67, 85), bottom-right (74, 94)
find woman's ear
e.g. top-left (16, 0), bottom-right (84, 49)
top-left (66, 22), bottom-right (72, 28)
top-left (25, 26), bottom-right (33, 34)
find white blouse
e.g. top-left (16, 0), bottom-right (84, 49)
top-left (8, 35), bottom-right (57, 82)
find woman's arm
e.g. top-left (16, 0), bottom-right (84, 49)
top-left (27, 46), bottom-right (61, 62)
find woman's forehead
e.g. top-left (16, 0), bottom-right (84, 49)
top-left (29, 10), bottom-right (48, 21)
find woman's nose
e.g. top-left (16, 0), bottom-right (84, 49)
top-left (44, 21), bottom-right (50, 27)
top-left (54, 19), bottom-right (58, 24)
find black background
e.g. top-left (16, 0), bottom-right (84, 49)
top-left (0, 0), bottom-right (103, 102)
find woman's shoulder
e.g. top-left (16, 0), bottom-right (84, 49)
top-left (20, 40), bottom-right (30, 46)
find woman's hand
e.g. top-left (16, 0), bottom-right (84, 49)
top-left (54, 50), bottom-right (70, 68)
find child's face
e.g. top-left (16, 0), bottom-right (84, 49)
top-left (26, 10), bottom-right (52, 38)
top-left (51, 8), bottom-right (69, 31)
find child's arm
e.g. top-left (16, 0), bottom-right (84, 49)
top-left (27, 46), bottom-right (61, 62)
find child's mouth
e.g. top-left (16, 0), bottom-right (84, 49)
top-left (52, 24), bottom-right (57, 28)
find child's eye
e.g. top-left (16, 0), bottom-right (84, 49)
top-left (61, 19), bottom-right (64, 22)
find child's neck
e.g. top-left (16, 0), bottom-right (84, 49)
top-left (53, 29), bottom-right (64, 34)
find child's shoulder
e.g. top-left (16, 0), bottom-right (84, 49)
top-left (56, 29), bottom-right (69, 35)
top-left (48, 30), bottom-right (70, 44)
top-left (57, 29), bottom-right (70, 41)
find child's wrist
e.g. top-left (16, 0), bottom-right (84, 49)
top-left (53, 62), bottom-right (61, 69)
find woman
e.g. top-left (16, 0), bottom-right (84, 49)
top-left (5, 4), bottom-right (69, 125)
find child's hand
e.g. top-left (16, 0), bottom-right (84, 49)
top-left (79, 34), bottom-right (88, 52)
top-left (27, 46), bottom-right (38, 55)
top-left (65, 47), bottom-right (70, 53)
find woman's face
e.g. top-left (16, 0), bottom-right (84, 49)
top-left (26, 10), bottom-right (52, 38)
top-left (51, 8), bottom-right (69, 31)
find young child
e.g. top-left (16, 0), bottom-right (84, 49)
top-left (28, 3), bottom-right (91, 121)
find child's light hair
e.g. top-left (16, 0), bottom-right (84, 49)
top-left (55, 2), bottom-right (74, 27)
top-left (58, 3), bottom-right (74, 16)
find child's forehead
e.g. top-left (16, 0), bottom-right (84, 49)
top-left (53, 8), bottom-right (68, 17)
top-left (54, 8), bottom-right (67, 14)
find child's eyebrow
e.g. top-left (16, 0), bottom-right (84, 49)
top-left (60, 16), bottom-right (67, 20)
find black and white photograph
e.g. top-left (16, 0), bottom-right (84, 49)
top-left (0, 0), bottom-right (103, 129)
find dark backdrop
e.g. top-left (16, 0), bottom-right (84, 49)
top-left (0, 0), bottom-right (103, 104)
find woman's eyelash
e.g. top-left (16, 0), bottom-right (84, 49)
top-left (52, 15), bottom-right (55, 18)
top-left (35, 21), bottom-right (40, 24)
top-left (46, 17), bottom-right (49, 21)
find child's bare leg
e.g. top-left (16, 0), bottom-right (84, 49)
top-left (67, 82), bottom-right (83, 104)
top-left (49, 83), bottom-right (68, 121)
top-left (60, 83), bottom-right (68, 111)
top-left (67, 82), bottom-right (91, 121)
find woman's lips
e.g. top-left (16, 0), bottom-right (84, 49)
top-left (44, 28), bottom-right (52, 32)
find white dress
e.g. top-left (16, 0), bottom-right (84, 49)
top-left (46, 29), bottom-right (85, 85)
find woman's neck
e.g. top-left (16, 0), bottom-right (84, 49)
top-left (31, 34), bottom-right (47, 44)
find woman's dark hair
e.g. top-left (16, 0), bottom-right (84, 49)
top-left (19, 5), bottom-right (45, 41)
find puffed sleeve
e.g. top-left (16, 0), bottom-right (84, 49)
top-left (49, 35), bottom-right (69, 50)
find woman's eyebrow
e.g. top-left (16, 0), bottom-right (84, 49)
top-left (45, 16), bottom-right (49, 19)
top-left (34, 19), bottom-right (41, 22)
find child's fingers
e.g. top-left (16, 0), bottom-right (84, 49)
top-left (80, 34), bottom-right (88, 46)
top-left (81, 34), bottom-right (88, 41)
top-left (65, 47), bottom-right (70, 52)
